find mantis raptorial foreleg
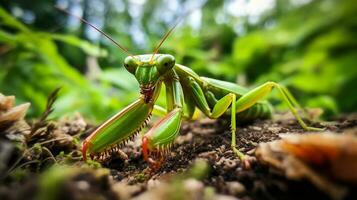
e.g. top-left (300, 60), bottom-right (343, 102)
top-left (152, 105), bottom-right (167, 117)
top-left (142, 72), bottom-right (184, 169)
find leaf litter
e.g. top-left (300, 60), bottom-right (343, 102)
top-left (0, 91), bottom-right (356, 200)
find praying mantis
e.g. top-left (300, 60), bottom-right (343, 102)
top-left (57, 7), bottom-right (322, 170)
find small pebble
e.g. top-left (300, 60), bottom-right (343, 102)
top-left (268, 126), bottom-right (281, 134)
top-left (184, 178), bottom-right (204, 198)
top-left (147, 179), bottom-right (161, 190)
top-left (215, 194), bottom-right (239, 200)
top-left (226, 181), bottom-right (246, 195)
top-left (251, 126), bottom-right (262, 131)
top-left (76, 180), bottom-right (90, 190)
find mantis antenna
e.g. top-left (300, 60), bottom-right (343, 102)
top-left (149, 21), bottom-right (180, 62)
top-left (150, 4), bottom-right (205, 62)
top-left (55, 6), bottom-right (134, 57)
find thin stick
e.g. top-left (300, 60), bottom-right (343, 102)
top-left (55, 5), bottom-right (134, 57)
top-left (3, 137), bottom-right (69, 179)
top-left (42, 146), bottom-right (58, 164)
top-left (14, 160), bottom-right (41, 171)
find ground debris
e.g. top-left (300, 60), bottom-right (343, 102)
top-left (256, 130), bottom-right (357, 200)
top-left (0, 91), bottom-right (89, 187)
top-left (0, 94), bottom-right (31, 177)
top-left (37, 166), bottom-right (118, 200)
top-left (0, 93), bottom-right (30, 135)
top-left (25, 88), bottom-right (81, 152)
top-left (105, 113), bottom-right (357, 200)
top-left (1, 93), bottom-right (357, 200)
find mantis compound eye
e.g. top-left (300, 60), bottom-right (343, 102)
top-left (157, 54), bottom-right (175, 75)
top-left (124, 56), bottom-right (138, 74)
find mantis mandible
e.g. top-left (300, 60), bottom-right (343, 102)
top-left (58, 7), bottom-right (322, 169)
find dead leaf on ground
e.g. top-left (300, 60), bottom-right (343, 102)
top-left (0, 93), bottom-right (31, 135)
top-left (0, 93), bottom-right (30, 126)
top-left (256, 130), bottom-right (357, 200)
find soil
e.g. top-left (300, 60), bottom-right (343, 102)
top-left (0, 112), bottom-right (356, 200)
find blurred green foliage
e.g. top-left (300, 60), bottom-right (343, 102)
top-left (0, 0), bottom-right (356, 121)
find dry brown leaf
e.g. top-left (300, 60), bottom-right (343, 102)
top-left (0, 93), bottom-right (30, 129)
top-left (0, 103), bottom-right (30, 123)
top-left (256, 131), bottom-right (357, 200)
top-left (0, 94), bottom-right (15, 111)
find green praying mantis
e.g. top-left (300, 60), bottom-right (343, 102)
top-left (58, 7), bottom-right (322, 170)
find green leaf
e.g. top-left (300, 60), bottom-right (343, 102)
top-left (0, 7), bottom-right (29, 32)
top-left (51, 34), bottom-right (108, 57)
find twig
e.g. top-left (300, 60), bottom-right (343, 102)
top-left (30, 87), bottom-right (61, 135)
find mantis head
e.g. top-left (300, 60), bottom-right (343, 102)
top-left (55, 6), bottom-right (178, 104)
top-left (124, 54), bottom-right (175, 103)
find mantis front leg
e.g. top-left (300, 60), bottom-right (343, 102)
top-left (82, 99), bottom-right (154, 161)
top-left (81, 83), bottom-right (162, 161)
top-left (141, 72), bottom-right (184, 169)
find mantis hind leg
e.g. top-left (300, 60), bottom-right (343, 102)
top-left (190, 81), bottom-right (322, 167)
top-left (205, 83), bottom-right (322, 167)
top-left (235, 81), bottom-right (322, 131)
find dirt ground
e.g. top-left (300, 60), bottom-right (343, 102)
top-left (0, 110), bottom-right (356, 200)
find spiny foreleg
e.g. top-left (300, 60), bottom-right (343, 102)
top-left (141, 72), bottom-right (184, 169)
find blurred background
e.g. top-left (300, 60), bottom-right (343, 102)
top-left (0, 0), bottom-right (356, 122)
